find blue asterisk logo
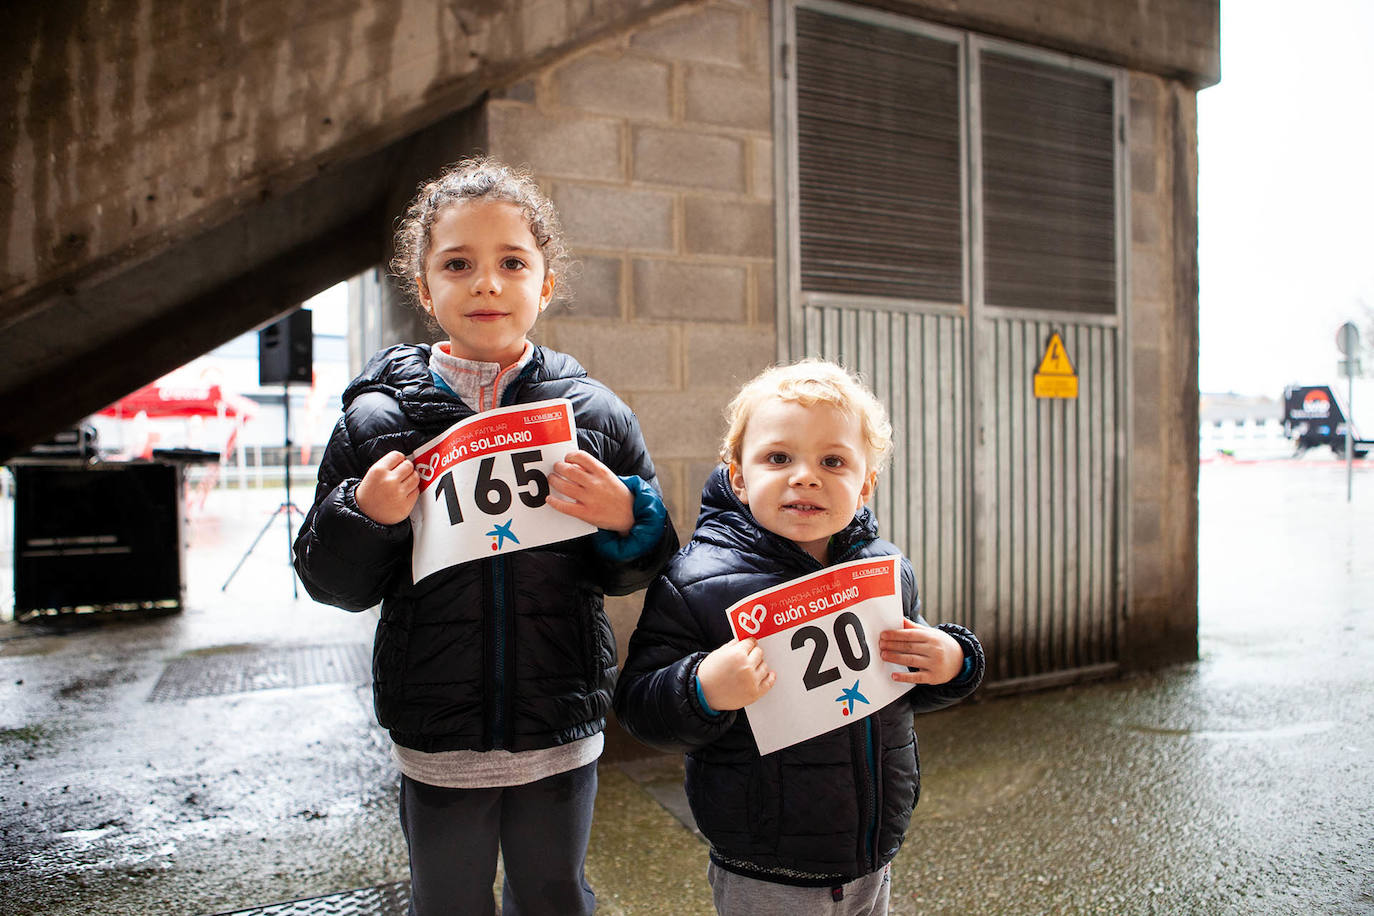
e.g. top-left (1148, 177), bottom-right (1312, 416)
top-left (486, 519), bottom-right (519, 551)
top-left (835, 680), bottom-right (870, 717)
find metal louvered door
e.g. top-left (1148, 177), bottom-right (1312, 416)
top-left (970, 41), bottom-right (1126, 688)
top-left (799, 306), bottom-right (973, 630)
top-left (786, 4), bottom-right (975, 634)
top-left (783, 2), bottom-right (1127, 688)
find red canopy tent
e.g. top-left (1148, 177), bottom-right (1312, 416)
top-left (97, 383), bottom-right (258, 420)
top-left (96, 383), bottom-right (260, 503)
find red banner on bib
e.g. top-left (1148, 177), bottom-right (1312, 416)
top-left (414, 403), bottom-right (573, 492)
top-left (729, 558), bottom-right (898, 641)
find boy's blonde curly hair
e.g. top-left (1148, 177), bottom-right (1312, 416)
top-left (720, 359), bottom-right (893, 473)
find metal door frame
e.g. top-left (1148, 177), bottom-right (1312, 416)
top-left (774, 0), bottom-right (971, 350)
top-left (775, 0), bottom-right (976, 628)
top-left (967, 33), bottom-right (1131, 687)
top-left (773, 0), bottom-right (1132, 686)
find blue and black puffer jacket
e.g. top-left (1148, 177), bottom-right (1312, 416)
top-left (294, 343), bottom-right (677, 753)
top-left (614, 465), bottom-right (982, 886)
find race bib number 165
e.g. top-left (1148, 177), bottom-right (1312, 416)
top-left (407, 399), bottom-right (595, 583)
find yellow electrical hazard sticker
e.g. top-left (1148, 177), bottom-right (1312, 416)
top-left (1033, 332), bottom-right (1078, 399)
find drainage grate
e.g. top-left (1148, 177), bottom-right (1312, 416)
top-left (207, 881), bottom-right (409, 916)
top-left (149, 643), bottom-right (371, 702)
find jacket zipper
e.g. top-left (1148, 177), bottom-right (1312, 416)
top-left (492, 557), bottom-right (508, 748)
top-left (478, 559), bottom-right (495, 749)
top-left (729, 481), bottom-right (884, 873)
top-left (833, 535), bottom-right (879, 873)
top-left (489, 364), bottom-right (539, 751)
top-left (799, 536), bottom-right (876, 873)
top-left (863, 716), bottom-right (878, 870)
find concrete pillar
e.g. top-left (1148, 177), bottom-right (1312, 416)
top-left (1126, 72), bottom-right (1200, 666)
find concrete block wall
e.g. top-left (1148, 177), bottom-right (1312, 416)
top-left (487, 0), bottom-right (779, 533)
top-left (1125, 72), bottom-right (1200, 666)
top-left (480, 0), bottom-right (779, 645)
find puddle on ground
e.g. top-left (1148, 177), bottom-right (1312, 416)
top-left (1127, 720), bottom-right (1336, 741)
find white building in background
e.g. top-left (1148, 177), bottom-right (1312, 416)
top-left (88, 284), bottom-right (352, 469)
top-left (1201, 380), bottom-right (1374, 460)
top-left (1199, 392), bottom-right (1289, 458)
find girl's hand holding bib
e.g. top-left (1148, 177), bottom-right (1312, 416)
top-left (356, 450), bottom-right (421, 525)
top-left (548, 449), bottom-right (635, 535)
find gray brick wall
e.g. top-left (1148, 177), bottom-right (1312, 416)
top-left (483, 0), bottom-right (778, 647)
top-left (489, 0), bottom-right (777, 545)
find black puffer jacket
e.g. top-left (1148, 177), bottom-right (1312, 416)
top-left (294, 343), bottom-right (677, 753)
top-left (614, 466), bottom-right (982, 886)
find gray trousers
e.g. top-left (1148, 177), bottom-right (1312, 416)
top-left (708, 862), bottom-right (891, 916)
top-left (399, 763), bottom-right (598, 916)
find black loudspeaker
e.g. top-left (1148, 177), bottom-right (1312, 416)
top-left (258, 309), bottom-right (313, 385)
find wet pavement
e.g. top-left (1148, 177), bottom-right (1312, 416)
top-left (1, 458), bottom-right (1371, 915)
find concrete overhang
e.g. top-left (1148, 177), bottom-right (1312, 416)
top-left (0, 0), bottom-right (689, 461)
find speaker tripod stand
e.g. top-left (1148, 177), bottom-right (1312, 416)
top-left (222, 388), bottom-right (305, 597)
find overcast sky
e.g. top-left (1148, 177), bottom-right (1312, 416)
top-left (1197, 0), bottom-right (1374, 396)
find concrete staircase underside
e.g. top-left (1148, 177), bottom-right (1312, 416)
top-left (0, 0), bottom-right (686, 461)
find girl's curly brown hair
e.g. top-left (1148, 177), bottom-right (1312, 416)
top-left (390, 157), bottom-right (570, 311)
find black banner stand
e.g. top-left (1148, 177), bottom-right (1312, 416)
top-left (222, 389), bottom-right (305, 597)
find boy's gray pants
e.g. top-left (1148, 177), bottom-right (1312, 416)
top-left (708, 861), bottom-right (891, 916)
top-left (399, 762), bottom-right (597, 916)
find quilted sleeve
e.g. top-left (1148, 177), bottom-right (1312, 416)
top-left (292, 414), bottom-right (411, 612)
top-left (905, 621), bottom-right (986, 715)
top-left (581, 396), bottom-right (678, 596)
top-left (613, 574), bottom-right (737, 752)
top-left (895, 556), bottom-right (985, 713)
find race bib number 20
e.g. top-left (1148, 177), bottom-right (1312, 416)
top-left (408, 399), bottom-right (595, 583)
top-left (726, 557), bottom-right (913, 755)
